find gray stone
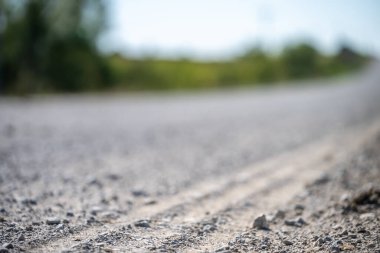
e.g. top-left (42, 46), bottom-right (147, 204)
top-left (87, 216), bottom-right (97, 224)
top-left (106, 173), bottom-right (119, 181)
top-left (134, 219), bottom-right (151, 228)
top-left (294, 204), bottom-right (305, 210)
top-left (46, 217), bottom-right (61, 225)
top-left (314, 238), bottom-right (324, 247)
top-left (368, 243), bottom-right (376, 248)
top-left (330, 245), bottom-right (341, 253)
top-left (100, 211), bottom-right (119, 220)
top-left (90, 206), bottom-right (103, 215)
top-left (144, 199), bottom-right (157, 205)
top-left (359, 213), bottom-right (375, 220)
top-left (340, 193), bottom-right (351, 202)
top-left (283, 240), bottom-right (293, 246)
top-left (21, 198), bottom-right (37, 205)
top-left (253, 215), bottom-right (269, 230)
top-left (202, 224), bottom-right (217, 232)
top-left (18, 234), bottom-right (25, 241)
top-left (2, 244), bottom-right (13, 249)
top-left (275, 210), bottom-right (286, 219)
top-left (296, 217), bottom-right (307, 225)
top-left (131, 190), bottom-right (148, 197)
top-left (330, 240), bottom-right (343, 252)
top-left (284, 217), bottom-right (307, 227)
top-left (285, 219), bottom-right (297, 226)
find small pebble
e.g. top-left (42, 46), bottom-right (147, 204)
top-left (100, 211), bottom-right (119, 220)
top-left (341, 243), bottom-right (355, 250)
top-left (87, 216), bottom-right (97, 224)
top-left (18, 234), bottom-right (25, 241)
top-left (253, 215), bottom-right (269, 230)
top-left (144, 199), bottom-right (157, 205)
top-left (21, 198), bottom-right (37, 205)
top-left (202, 224), bottom-right (217, 232)
top-left (275, 210), bottom-right (286, 219)
top-left (330, 245), bottom-right (340, 253)
top-left (46, 217), bottom-right (61, 225)
top-left (315, 237), bottom-right (324, 246)
top-left (134, 219), bottom-right (151, 228)
top-left (2, 244), bottom-right (13, 249)
top-left (284, 217), bottom-right (306, 227)
top-left (131, 190), bottom-right (148, 197)
top-left (106, 173), bottom-right (119, 181)
top-left (359, 213), bottom-right (375, 220)
top-left (340, 193), bottom-right (351, 202)
top-left (368, 243), bottom-right (376, 248)
top-left (90, 206), bottom-right (103, 215)
top-left (283, 240), bottom-right (293, 245)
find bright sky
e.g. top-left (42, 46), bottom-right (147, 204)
top-left (100, 0), bottom-right (380, 59)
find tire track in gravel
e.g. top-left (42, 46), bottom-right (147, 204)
top-left (33, 122), bottom-right (380, 252)
top-left (121, 122), bottom-right (380, 252)
top-left (156, 125), bottom-right (379, 253)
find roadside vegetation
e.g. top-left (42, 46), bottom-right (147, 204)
top-left (107, 45), bottom-right (369, 91)
top-left (0, 0), bottom-right (370, 95)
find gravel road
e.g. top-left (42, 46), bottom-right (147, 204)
top-left (0, 62), bottom-right (380, 252)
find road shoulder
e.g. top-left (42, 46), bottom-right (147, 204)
top-left (221, 133), bottom-right (380, 253)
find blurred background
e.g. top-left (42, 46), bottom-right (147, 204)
top-left (0, 0), bottom-right (378, 95)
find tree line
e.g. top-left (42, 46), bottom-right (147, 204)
top-left (0, 0), bottom-right (370, 94)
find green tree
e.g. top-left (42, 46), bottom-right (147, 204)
top-left (281, 43), bottom-right (319, 79)
top-left (0, 0), bottom-right (110, 94)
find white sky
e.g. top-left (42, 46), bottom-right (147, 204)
top-left (100, 0), bottom-right (380, 59)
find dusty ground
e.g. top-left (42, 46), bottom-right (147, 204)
top-left (1, 128), bottom-right (379, 252)
top-left (218, 131), bottom-right (380, 253)
top-left (1, 63), bottom-right (380, 252)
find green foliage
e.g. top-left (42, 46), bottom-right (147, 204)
top-left (106, 44), bottom-right (368, 91)
top-left (0, 0), bottom-right (111, 94)
top-left (0, 0), bottom-right (370, 94)
top-left (281, 43), bottom-right (319, 78)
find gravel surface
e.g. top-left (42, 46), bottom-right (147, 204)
top-left (0, 63), bottom-right (380, 252)
top-left (221, 133), bottom-right (380, 253)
